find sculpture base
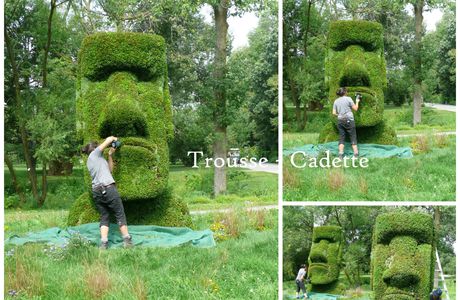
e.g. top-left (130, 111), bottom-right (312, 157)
top-left (68, 189), bottom-right (192, 227)
top-left (318, 121), bottom-right (397, 145)
top-left (308, 280), bottom-right (345, 295)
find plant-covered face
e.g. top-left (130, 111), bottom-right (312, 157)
top-left (326, 20), bottom-right (387, 127)
top-left (77, 33), bottom-right (173, 201)
top-left (308, 226), bottom-right (343, 285)
top-left (372, 212), bottom-right (434, 300)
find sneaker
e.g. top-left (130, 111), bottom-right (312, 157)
top-left (353, 153), bottom-right (359, 158)
top-left (338, 153), bottom-right (344, 160)
top-left (100, 240), bottom-right (109, 250)
top-left (123, 235), bottom-right (133, 248)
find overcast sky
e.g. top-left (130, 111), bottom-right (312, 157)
top-left (199, 5), bottom-right (444, 50)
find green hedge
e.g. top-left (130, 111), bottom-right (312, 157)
top-left (78, 32), bottom-right (167, 81)
top-left (69, 32), bottom-right (188, 227)
top-left (324, 20), bottom-right (391, 138)
top-left (372, 212), bottom-right (435, 300)
top-left (68, 189), bottom-right (192, 227)
top-left (328, 20), bottom-right (384, 51)
top-left (318, 120), bottom-right (397, 145)
top-left (308, 226), bottom-right (344, 293)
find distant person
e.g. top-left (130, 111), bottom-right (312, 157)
top-left (332, 87), bottom-right (361, 159)
top-left (82, 136), bottom-right (133, 250)
top-left (295, 264), bottom-right (309, 299)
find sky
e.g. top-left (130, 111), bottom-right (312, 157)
top-left (199, 5), bottom-right (259, 50)
top-left (199, 4), bottom-right (444, 50)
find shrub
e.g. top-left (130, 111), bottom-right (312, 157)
top-left (308, 226), bottom-right (344, 294)
top-left (411, 135), bottom-right (430, 154)
top-left (69, 32), bottom-right (190, 226)
top-left (372, 212), bottom-right (435, 300)
top-left (323, 20), bottom-right (397, 145)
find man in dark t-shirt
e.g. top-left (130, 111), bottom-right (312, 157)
top-left (82, 136), bottom-right (132, 249)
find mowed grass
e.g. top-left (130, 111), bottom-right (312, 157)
top-left (283, 106), bottom-right (455, 201)
top-left (283, 134), bottom-right (455, 201)
top-left (5, 209), bottom-right (278, 299)
top-left (4, 164), bottom-right (277, 211)
top-left (169, 166), bottom-right (277, 210)
top-left (283, 105), bottom-right (456, 133)
top-left (282, 277), bottom-right (456, 299)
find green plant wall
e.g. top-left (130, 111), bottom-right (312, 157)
top-left (320, 20), bottom-right (397, 145)
top-left (68, 32), bottom-right (190, 227)
top-left (371, 212), bottom-right (435, 300)
top-left (307, 225), bottom-right (344, 294)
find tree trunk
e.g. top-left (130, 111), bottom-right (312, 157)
top-left (283, 99), bottom-right (288, 122)
top-left (4, 27), bottom-right (39, 200)
top-left (301, 101), bottom-right (308, 130)
top-left (38, 163), bottom-right (48, 207)
top-left (4, 154), bottom-right (26, 203)
top-left (212, 0), bottom-right (229, 196)
top-left (433, 207), bottom-right (441, 287)
top-left (43, 0), bottom-right (57, 87)
top-left (412, 0), bottom-right (424, 126)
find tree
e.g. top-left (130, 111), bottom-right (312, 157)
top-left (5, 0), bottom-right (80, 206)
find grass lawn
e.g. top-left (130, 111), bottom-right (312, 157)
top-left (5, 208), bottom-right (278, 299)
top-left (283, 105), bottom-right (456, 134)
top-left (282, 277), bottom-right (456, 299)
top-left (5, 164), bottom-right (277, 211)
top-left (283, 106), bottom-right (456, 201)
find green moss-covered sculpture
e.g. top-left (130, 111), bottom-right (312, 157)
top-left (371, 212), bottom-right (435, 300)
top-left (320, 20), bottom-right (397, 145)
top-left (307, 226), bottom-right (345, 294)
top-left (68, 32), bottom-right (191, 227)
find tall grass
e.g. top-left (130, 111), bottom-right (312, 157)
top-left (283, 135), bottom-right (455, 201)
top-left (5, 209), bottom-right (278, 299)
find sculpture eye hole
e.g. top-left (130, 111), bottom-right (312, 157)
top-left (332, 41), bottom-right (377, 52)
top-left (314, 237), bottom-right (335, 243)
top-left (90, 66), bottom-right (153, 82)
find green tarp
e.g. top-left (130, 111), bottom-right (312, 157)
top-left (283, 142), bottom-right (413, 158)
top-left (5, 223), bottom-right (216, 248)
top-left (285, 292), bottom-right (341, 299)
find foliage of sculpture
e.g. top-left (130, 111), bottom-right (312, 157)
top-left (307, 225), bottom-right (344, 294)
top-left (68, 32), bottom-right (191, 227)
top-left (371, 212), bottom-right (435, 300)
top-left (319, 20), bottom-right (397, 145)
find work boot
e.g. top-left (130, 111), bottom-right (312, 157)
top-left (100, 240), bottom-right (109, 250)
top-left (123, 235), bottom-right (133, 248)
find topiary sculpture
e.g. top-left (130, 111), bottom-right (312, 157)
top-left (371, 211), bottom-right (435, 300)
top-left (307, 225), bottom-right (345, 294)
top-left (319, 20), bottom-right (397, 145)
top-left (68, 32), bottom-right (191, 227)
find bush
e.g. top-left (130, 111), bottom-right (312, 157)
top-left (325, 20), bottom-right (386, 128)
top-left (372, 212), bottom-right (435, 300)
top-left (69, 32), bottom-right (190, 226)
top-left (308, 226), bottom-right (344, 293)
top-left (5, 195), bottom-right (20, 209)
